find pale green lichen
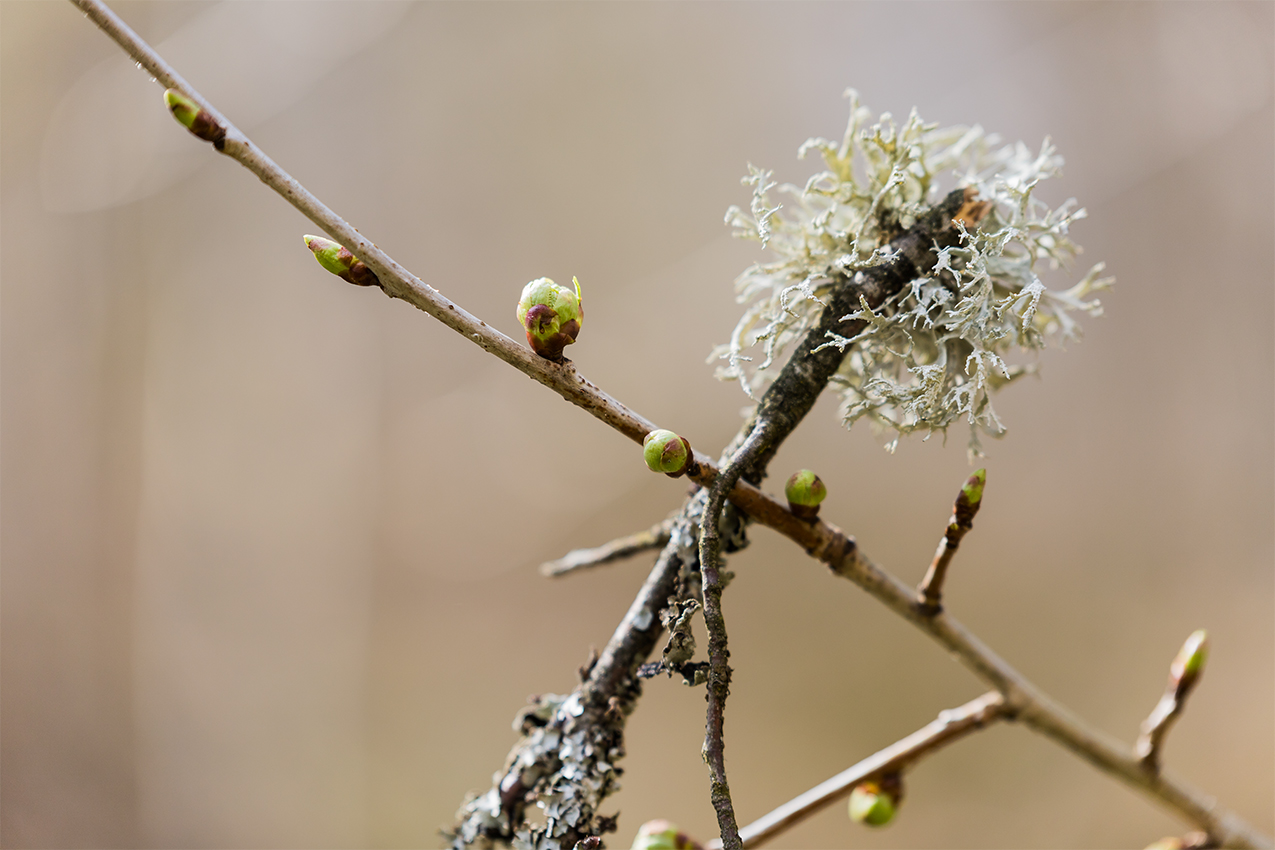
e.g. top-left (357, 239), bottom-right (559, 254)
top-left (712, 90), bottom-right (1112, 457)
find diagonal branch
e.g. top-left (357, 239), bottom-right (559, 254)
top-left (708, 691), bottom-right (1006, 850)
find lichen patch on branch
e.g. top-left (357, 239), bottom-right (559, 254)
top-left (715, 91), bottom-right (1113, 456)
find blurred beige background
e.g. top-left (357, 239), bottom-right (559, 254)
top-left (2, 2), bottom-right (1272, 848)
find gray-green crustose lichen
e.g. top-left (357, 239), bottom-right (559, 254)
top-left (712, 90), bottom-right (1112, 456)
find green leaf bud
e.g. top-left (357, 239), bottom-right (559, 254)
top-left (1170, 629), bottom-right (1208, 693)
top-left (303, 235), bottom-right (380, 287)
top-left (961, 468), bottom-right (985, 508)
top-left (643, 430), bottom-right (692, 477)
top-left (848, 781), bottom-right (896, 827)
top-left (630, 820), bottom-right (699, 850)
top-left (951, 468), bottom-right (986, 531)
top-left (163, 89), bottom-right (225, 145)
top-left (516, 276), bottom-right (583, 360)
top-left (785, 469), bottom-right (826, 520)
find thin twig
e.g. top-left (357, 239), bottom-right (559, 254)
top-left (706, 692), bottom-right (1006, 850)
top-left (697, 423), bottom-right (775, 850)
top-left (740, 513), bottom-right (1269, 848)
top-left (72, 6), bottom-right (1271, 847)
top-left (540, 520), bottom-right (673, 577)
top-left (916, 469), bottom-right (985, 614)
top-left (1136, 630), bottom-right (1209, 773)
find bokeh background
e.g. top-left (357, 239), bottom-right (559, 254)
top-left (3, 2), bottom-right (1272, 848)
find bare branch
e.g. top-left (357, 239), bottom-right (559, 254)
top-left (916, 469), bottom-right (986, 614)
top-left (706, 692), bottom-right (1005, 849)
top-left (72, 5), bottom-right (1271, 847)
top-left (1136, 630), bottom-right (1210, 773)
top-left (540, 520), bottom-right (674, 577)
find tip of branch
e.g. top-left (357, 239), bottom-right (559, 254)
top-left (1171, 629), bottom-right (1209, 690)
top-left (961, 468), bottom-right (985, 509)
top-left (951, 468), bottom-right (985, 530)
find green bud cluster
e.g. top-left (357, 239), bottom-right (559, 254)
top-left (303, 235), bottom-right (380, 287)
top-left (516, 277), bottom-right (582, 360)
top-left (785, 469), bottom-right (826, 520)
top-left (643, 430), bottom-right (692, 478)
top-left (163, 89), bottom-right (225, 145)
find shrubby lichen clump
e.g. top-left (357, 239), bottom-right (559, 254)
top-left (714, 90), bottom-right (1112, 455)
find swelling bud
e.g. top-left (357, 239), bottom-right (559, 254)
top-left (785, 469), bottom-right (826, 520)
top-left (1171, 629), bottom-right (1208, 692)
top-left (848, 781), bottom-right (896, 827)
top-left (163, 89), bottom-right (224, 145)
top-left (517, 276), bottom-right (582, 360)
top-left (630, 820), bottom-right (700, 850)
top-left (643, 430), bottom-right (692, 478)
top-left (303, 235), bottom-right (380, 287)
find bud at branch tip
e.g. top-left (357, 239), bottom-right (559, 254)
top-left (1172, 629), bottom-right (1208, 684)
top-left (516, 277), bottom-right (583, 361)
top-left (962, 468), bottom-right (986, 507)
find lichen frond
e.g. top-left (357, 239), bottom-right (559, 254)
top-left (713, 91), bottom-right (1113, 456)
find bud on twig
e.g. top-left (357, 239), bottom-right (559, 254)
top-left (916, 468), bottom-right (986, 615)
top-left (630, 819), bottom-right (702, 850)
top-left (784, 469), bottom-right (826, 520)
top-left (1136, 630), bottom-right (1209, 772)
top-left (1143, 831), bottom-right (1213, 850)
top-left (516, 277), bottom-right (583, 361)
top-left (643, 430), bottom-right (693, 478)
top-left (952, 468), bottom-right (985, 531)
top-left (302, 235), bottom-right (381, 287)
top-left (163, 89), bottom-right (225, 145)
top-left (848, 773), bottom-right (902, 827)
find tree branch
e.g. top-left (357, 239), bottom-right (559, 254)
top-left (724, 505), bottom-right (1270, 848)
top-left (540, 521), bottom-right (674, 578)
top-left (72, 4), bottom-right (1271, 847)
top-left (707, 692), bottom-right (1006, 850)
top-left (696, 424), bottom-right (775, 850)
